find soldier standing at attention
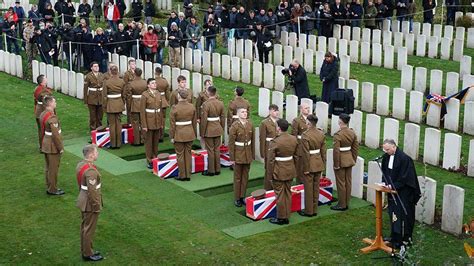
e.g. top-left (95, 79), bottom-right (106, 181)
top-left (298, 114), bottom-right (326, 217)
top-left (229, 108), bottom-right (254, 207)
top-left (40, 96), bottom-right (65, 195)
top-left (226, 86), bottom-right (250, 134)
top-left (195, 79), bottom-right (213, 123)
top-left (200, 86), bottom-right (225, 176)
top-left (169, 75), bottom-right (193, 106)
top-left (84, 62), bottom-right (105, 130)
top-left (103, 65), bottom-right (125, 149)
top-left (169, 90), bottom-right (197, 181)
top-left (259, 104), bottom-right (279, 190)
top-left (76, 144), bottom-right (103, 262)
top-left (155, 67), bottom-right (170, 142)
top-left (292, 103), bottom-right (310, 184)
top-left (128, 68), bottom-right (147, 146)
top-left (34, 74), bottom-right (53, 150)
top-left (331, 113), bottom-right (359, 211)
top-left (140, 78), bottom-right (164, 169)
top-left (267, 119), bottom-right (298, 225)
top-left (123, 59), bottom-right (137, 123)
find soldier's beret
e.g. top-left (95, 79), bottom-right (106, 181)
top-left (251, 189), bottom-right (266, 200)
top-left (157, 153), bottom-right (170, 160)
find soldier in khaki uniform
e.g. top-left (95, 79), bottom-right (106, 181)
top-left (268, 119), bottom-right (298, 225)
top-left (155, 67), bottom-right (171, 142)
top-left (200, 86), bottom-right (225, 176)
top-left (76, 144), bottom-right (103, 262)
top-left (102, 65), bottom-right (125, 149)
top-left (259, 104), bottom-right (279, 190)
top-left (169, 90), bottom-right (197, 181)
top-left (128, 68), bottom-right (147, 145)
top-left (123, 59), bottom-right (137, 124)
top-left (226, 87), bottom-right (251, 134)
top-left (298, 114), bottom-right (326, 217)
top-left (331, 113), bottom-right (359, 211)
top-left (40, 96), bottom-right (65, 195)
top-left (229, 108), bottom-right (255, 207)
top-left (170, 75), bottom-right (193, 106)
top-left (34, 74), bottom-right (53, 150)
top-left (84, 62), bottom-right (105, 130)
top-left (292, 103), bottom-right (310, 184)
top-left (140, 78), bottom-right (165, 169)
top-left (195, 79), bottom-right (213, 122)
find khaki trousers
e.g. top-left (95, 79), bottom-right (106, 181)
top-left (295, 157), bottom-right (304, 184)
top-left (263, 155), bottom-right (273, 191)
top-left (335, 167), bottom-right (353, 208)
top-left (175, 141), bottom-right (193, 178)
top-left (130, 112), bottom-right (143, 145)
top-left (169, 47), bottom-right (181, 68)
top-left (36, 118), bottom-right (42, 149)
top-left (204, 137), bottom-right (221, 174)
top-left (88, 104), bottom-right (103, 130)
top-left (145, 129), bottom-right (161, 163)
top-left (303, 172), bottom-right (321, 215)
top-left (107, 113), bottom-right (122, 148)
top-left (81, 212), bottom-right (99, 257)
top-left (233, 163), bottom-right (250, 200)
top-left (273, 180), bottom-right (292, 220)
top-left (44, 153), bottom-right (61, 193)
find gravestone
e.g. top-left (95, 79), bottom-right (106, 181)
top-left (192, 72), bottom-right (202, 98)
top-left (414, 67), bottom-right (427, 93)
top-left (401, 21), bottom-right (409, 35)
top-left (299, 34), bottom-right (307, 49)
top-left (253, 61), bottom-right (263, 87)
top-left (455, 26), bottom-right (465, 41)
top-left (272, 91), bottom-right (284, 118)
top-left (351, 157), bottom-right (364, 199)
top-left (423, 128), bottom-right (441, 166)
top-left (367, 161), bottom-right (382, 205)
top-left (445, 72), bottom-right (459, 96)
top-left (409, 91), bottom-right (424, 123)
top-left (193, 49), bottom-right (202, 72)
top-left (433, 24), bottom-right (443, 43)
top-left (365, 114), bottom-right (381, 149)
top-left (68, 71), bottom-right (77, 97)
top-left (426, 103), bottom-right (441, 127)
top-left (53, 66), bottom-right (61, 91)
top-left (331, 115), bottom-right (339, 136)
top-left (441, 185), bottom-right (464, 235)
top-left (241, 59), bottom-right (251, 84)
top-left (328, 38), bottom-right (337, 54)
top-left (453, 39), bottom-right (464, 61)
top-left (284, 46), bottom-right (293, 68)
top-left (15, 55), bottom-right (22, 78)
top-left (349, 110), bottom-right (363, 143)
top-left (339, 39), bottom-right (348, 56)
top-left (289, 32), bottom-right (298, 48)
top-left (404, 123), bottom-right (420, 160)
top-left (274, 66), bottom-right (285, 91)
top-left (228, 38), bottom-right (235, 57)
top-left (440, 37), bottom-right (451, 60)
top-left (376, 85), bottom-right (390, 116)
top-left (236, 39), bottom-right (244, 58)
top-left (119, 55), bottom-right (127, 74)
top-left (394, 32), bottom-right (403, 49)
top-left (308, 35), bottom-right (317, 51)
top-left (111, 53), bottom-right (119, 67)
top-left (303, 49), bottom-right (314, 73)
top-left (416, 35), bottom-right (427, 57)
top-left (60, 69), bottom-right (69, 95)
top-left (231, 57), bottom-right (240, 82)
top-left (202, 51), bottom-right (211, 74)
top-left (415, 176), bottom-right (437, 225)
top-left (429, 69), bottom-right (443, 95)
top-left (373, 43), bottom-right (383, 67)
top-left (401, 65), bottom-right (413, 91)
top-left (244, 39), bottom-right (253, 60)
top-left (372, 29), bottom-right (381, 44)
top-left (361, 82), bottom-right (374, 112)
top-left (383, 118), bottom-right (399, 145)
top-left (422, 23), bottom-right (432, 36)
top-left (347, 79), bottom-right (359, 108)
top-left (285, 95), bottom-right (299, 122)
top-left (273, 44), bottom-right (283, 66)
top-left (184, 48), bottom-right (193, 70)
top-left (263, 63), bottom-right (274, 89)
top-left (350, 40), bottom-right (359, 63)
top-left (468, 140), bottom-right (474, 176)
top-left (406, 33), bottom-right (415, 55)
top-left (280, 31), bottom-right (289, 46)
top-left (258, 88), bottom-right (271, 117)
top-left (162, 65), bottom-right (171, 84)
top-left (326, 149), bottom-right (335, 184)
top-left (315, 101), bottom-right (329, 133)
top-left (352, 27), bottom-right (361, 42)
top-left (343, 25), bottom-right (351, 40)
top-left (294, 47), bottom-right (304, 65)
top-left (340, 55), bottom-right (350, 80)
top-left (136, 59), bottom-right (144, 75)
top-left (413, 22), bottom-right (421, 37)
top-left (362, 28), bottom-right (371, 43)
top-left (360, 42), bottom-right (371, 65)
top-left (39, 62), bottom-right (46, 77)
top-left (397, 47), bottom-right (407, 70)
top-left (383, 45), bottom-right (394, 69)
top-left (318, 36), bottom-right (327, 52)
top-left (9, 53), bottom-right (16, 76)
top-left (333, 24), bottom-right (341, 39)
top-left (463, 102), bottom-right (474, 135)
top-left (212, 53), bottom-right (221, 77)
top-left (221, 55), bottom-right (231, 79)
top-left (46, 64), bottom-right (54, 88)
top-left (391, 20), bottom-right (400, 32)
top-left (392, 88), bottom-right (406, 120)
top-left (315, 51), bottom-right (325, 75)
top-left (460, 55), bottom-right (472, 81)
top-left (32, 60), bottom-right (39, 82)
top-left (0, 51), bottom-right (4, 72)
top-left (468, 28), bottom-right (474, 48)
top-left (462, 75), bottom-right (474, 94)
top-left (76, 73), bottom-right (84, 99)
top-left (144, 61), bottom-right (153, 79)
top-left (171, 67), bottom-right (180, 90)
top-left (339, 77), bottom-right (346, 89)
top-left (444, 25), bottom-right (454, 40)
top-left (382, 30), bottom-right (392, 46)
top-left (428, 36), bottom-right (439, 58)
top-left (444, 98), bottom-right (460, 132)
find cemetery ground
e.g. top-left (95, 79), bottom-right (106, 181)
top-left (1, 47), bottom-right (474, 264)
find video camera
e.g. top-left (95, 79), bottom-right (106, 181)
top-left (281, 65), bottom-right (296, 76)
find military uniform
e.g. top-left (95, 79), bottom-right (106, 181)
top-left (103, 76), bottom-right (125, 148)
top-left (169, 101), bottom-right (197, 179)
top-left (155, 76), bottom-right (171, 140)
top-left (123, 69), bottom-right (135, 123)
top-left (333, 127), bottom-right (359, 208)
top-left (128, 77), bottom-right (148, 145)
top-left (170, 88), bottom-right (193, 106)
top-left (34, 84), bottom-right (53, 149)
top-left (40, 110), bottom-right (63, 193)
top-left (200, 98), bottom-right (225, 174)
top-left (140, 89), bottom-right (164, 164)
top-left (76, 159), bottom-right (102, 258)
top-left (229, 120), bottom-right (255, 201)
top-left (291, 115), bottom-right (309, 184)
top-left (84, 71), bottom-right (105, 130)
top-left (268, 132), bottom-right (298, 220)
top-left (301, 127), bottom-right (326, 215)
top-left (259, 117), bottom-right (278, 190)
top-left (226, 96), bottom-right (251, 133)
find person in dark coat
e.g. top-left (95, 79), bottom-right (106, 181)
top-left (254, 22), bottom-right (273, 63)
top-left (31, 27), bottom-right (54, 64)
top-left (63, 0), bottom-right (76, 26)
top-left (144, 0), bottom-right (155, 25)
top-left (115, 0), bottom-right (126, 23)
top-left (131, 0), bottom-right (143, 22)
top-left (320, 52), bottom-right (339, 103)
top-left (301, 4), bottom-right (315, 37)
top-left (380, 139), bottom-right (421, 249)
top-left (218, 4), bottom-right (230, 47)
top-left (320, 2), bottom-right (333, 37)
top-left (445, 0), bottom-right (458, 25)
top-left (331, 0), bottom-right (346, 25)
top-left (54, 0), bottom-right (68, 25)
top-left (289, 59), bottom-right (310, 101)
top-left (422, 0), bottom-right (435, 24)
top-left (78, 0), bottom-right (92, 25)
top-left (92, 27), bottom-right (109, 73)
top-left (235, 6), bottom-right (249, 39)
top-left (349, 0), bottom-right (364, 27)
top-left (395, 0), bottom-right (408, 25)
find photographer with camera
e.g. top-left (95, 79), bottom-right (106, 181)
top-left (282, 59), bottom-right (309, 102)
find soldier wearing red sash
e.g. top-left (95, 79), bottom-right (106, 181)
top-left (34, 74), bottom-right (53, 150)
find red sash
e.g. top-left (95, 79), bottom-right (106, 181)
top-left (33, 85), bottom-right (43, 112)
top-left (40, 112), bottom-right (53, 143)
top-left (77, 163), bottom-right (97, 188)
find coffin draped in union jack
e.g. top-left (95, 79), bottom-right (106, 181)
top-left (91, 124), bottom-right (134, 147)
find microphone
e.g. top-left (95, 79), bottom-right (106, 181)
top-left (372, 155), bottom-right (384, 161)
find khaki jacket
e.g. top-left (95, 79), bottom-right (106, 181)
top-left (155, 77), bottom-right (170, 107)
top-left (140, 89), bottom-right (164, 130)
top-left (169, 101), bottom-right (197, 142)
top-left (333, 127), bottom-right (359, 168)
top-left (268, 132), bottom-right (298, 181)
top-left (226, 96), bottom-right (251, 132)
top-left (40, 110), bottom-right (63, 154)
top-left (200, 98), bottom-right (225, 138)
top-left (123, 69), bottom-right (135, 84)
top-left (34, 85), bottom-right (53, 118)
top-left (259, 117), bottom-right (278, 159)
top-left (102, 76), bottom-right (125, 113)
top-left (301, 127), bottom-right (326, 173)
top-left (128, 78), bottom-right (147, 113)
top-left (229, 120), bottom-right (255, 164)
top-left (76, 160), bottom-right (102, 212)
top-left (170, 88), bottom-right (193, 106)
top-left (83, 72), bottom-right (104, 105)
top-left (292, 115), bottom-right (309, 156)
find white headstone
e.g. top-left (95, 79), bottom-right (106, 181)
top-left (360, 42), bottom-right (371, 65)
top-left (340, 55), bottom-right (350, 80)
top-left (221, 55), bottom-right (231, 79)
top-left (180, 70), bottom-right (190, 85)
top-left (383, 45), bottom-right (394, 69)
top-left (330, 114), bottom-right (339, 136)
top-left (318, 36), bottom-right (327, 52)
top-left (212, 52), bottom-right (221, 77)
top-left (274, 66), bottom-right (285, 91)
top-left (60, 69), bottom-right (69, 95)
top-left (440, 37), bottom-right (451, 60)
top-left (299, 34), bottom-right (307, 49)
top-left (353, 27), bottom-right (361, 42)
top-left (367, 161), bottom-right (382, 205)
top-left (463, 102), bottom-right (474, 135)
top-left (39, 62), bottom-right (46, 77)
top-left (119, 55), bottom-right (127, 74)
top-left (463, 75), bottom-right (474, 94)
top-left (263, 63), bottom-right (274, 89)
top-left (404, 123), bottom-right (420, 160)
top-left (414, 67), bottom-right (427, 93)
top-left (325, 149), bottom-right (335, 184)
top-left (409, 91), bottom-right (424, 123)
top-left (382, 30), bottom-right (392, 46)
top-left (413, 22), bottom-right (421, 37)
top-left (383, 118), bottom-right (399, 145)
top-left (423, 128), bottom-right (441, 166)
top-left (273, 44), bottom-right (283, 66)
top-left (136, 59), bottom-right (144, 75)
top-left (8, 53), bottom-right (15, 76)
top-left (342, 25), bottom-right (351, 40)
top-left (280, 31), bottom-right (289, 46)
top-left (202, 51), bottom-right (211, 74)
top-left (445, 72), bottom-right (460, 96)
top-left (171, 67), bottom-right (181, 91)
top-left (0, 51), bottom-right (4, 72)
top-left (455, 26), bottom-right (465, 41)
top-left (372, 29), bottom-right (381, 44)
top-left (349, 40), bottom-right (359, 63)
top-left (333, 24), bottom-right (341, 39)
top-left (467, 28), bottom-right (474, 48)
top-left (111, 53), bottom-right (119, 67)
top-left (401, 21), bottom-right (409, 35)
top-left (406, 33), bottom-right (415, 55)
top-left (289, 32), bottom-right (298, 48)
top-left (444, 98), bottom-right (460, 132)
top-left (362, 28), bottom-right (371, 43)
top-left (303, 49), bottom-right (314, 73)
top-left (347, 79), bottom-right (359, 108)
top-left (441, 185), bottom-right (464, 235)
top-left (365, 114), bottom-right (381, 149)
top-left (192, 72), bottom-right (202, 98)
top-left (391, 20), bottom-right (400, 32)
top-left (328, 38), bottom-right (337, 54)
top-left (349, 110), bottom-right (363, 143)
top-left (428, 36), bottom-right (439, 58)
top-left (15, 55), bottom-right (22, 78)
top-left (339, 39), bottom-right (348, 56)
top-left (426, 103), bottom-right (441, 128)
top-left (184, 48), bottom-right (193, 70)
top-left (236, 39), bottom-right (244, 58)
top-left (32, 60), bottom-right (40, 82)
top-left (193, 49), bottom-right (202, 72)
top-left (46, 64), bottom-right (54, 88)
top-left (433, 24), bottom-right (443, 43)
top-left (68, 71), bottom-right (77, 97)
top-left (244, 39), bottom-right (253, 60)
top-left (392, 88), bottom-right (406, 120)
top-left (376, 85), bottom-right (390, 116)
top-left (401, 65), bottom-right (413, 91)
top-left (444, 25), bottom-right (454, 40)
top-left (272, 91), bottom-right (284, 118)
top-left (351, 157), bottom-right (364, 199)
top-left (258, 88), bottom-right (271, 117)
top-left (372, 43), bottom-right (382, 67)
top-left (361, 82), bottom-right (374, 112)
top-left (397, 47), bottom-right (408, 71)
top-left (231, 57), bottom-right (240, 82)
top-left (415, 176), bottom-right (437, 225)
top-left (460, 55), bottom-right (472, 81)
top-left (308, 35), bottom-right (317, 51)
top-left (53, 66), bottom-right (61, 91)
top-left (285, 95), bottom-right (299, 122)
top-left (315, 51), bottom-right (325, 75)
top-left (162, 65), bottom-right (171, 84)
top-left (339, 77), bottom-right (346, 89)
top-left (294, 47), bottom-right (303, 65)
top-left (422, 23), bottom-right (432, 36)
top-left (468, 140), bottom-right (474, 176)
top-left (453, 39), bottom-right (464, 61)
top-left (283, 46), bottom-right (293, 68)
top-left (416, 35), bottom-right (427, 57)
top-left (429, 69), bottom-right (443, 95)
top-left (394, 32), bottom-right (403, 49)
top-left (241, 59), bottom-right (251, 84)
top-left (76, 73), bottom-right (84, 99)
top-left (144, 61), bottom-right (153, 79)
top-left (253, 61), bottom-right (262, 87)
top-left (315, 101), bottom-right (329, 133)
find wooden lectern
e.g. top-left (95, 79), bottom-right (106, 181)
top-left (360, 184), bottom-right (397, 254)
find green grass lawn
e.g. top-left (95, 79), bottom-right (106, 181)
top-left (1, 64), bottom-right (473, 264)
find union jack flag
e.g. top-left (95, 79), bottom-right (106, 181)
top-left (245, 178), bottom-right (333, 221)
top-left (91, 124), bottom-right (134, 147)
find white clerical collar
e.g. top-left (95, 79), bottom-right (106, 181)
top-left (388, 155), bottom-right (394, 170)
